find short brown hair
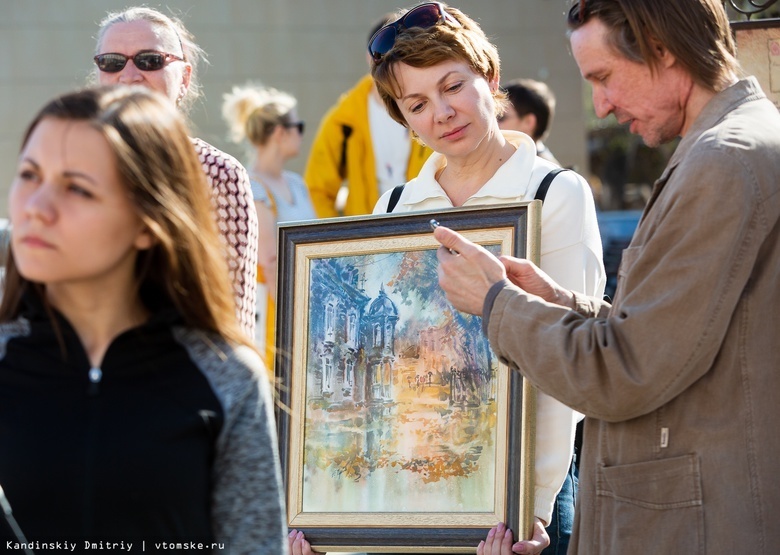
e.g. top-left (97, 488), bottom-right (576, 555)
top-left (371, 3), bottom-right (507, 127)
top-left (567, 0), bottom-right (738, 92)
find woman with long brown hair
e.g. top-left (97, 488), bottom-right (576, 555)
top-left (0, 85), bottom-right (286, 553)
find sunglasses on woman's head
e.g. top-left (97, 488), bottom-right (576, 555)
top-left (93, 51), bottom-right (185, 73)
top-left (368, 2), bottom-right (460, 64)
top-left (568, 0), bottom-right (589, 25)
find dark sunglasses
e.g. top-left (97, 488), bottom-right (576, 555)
top-left (283, 121), bottom-right (305, 135)
top-left (368, 2), bottom-right (459, 63)
top-left (93, 50), bottom-right (185, 73)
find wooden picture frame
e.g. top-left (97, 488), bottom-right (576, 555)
top-left (732, 18), bottom-right (780, 110)
top-left (274, 202), bottom-right (541, 553)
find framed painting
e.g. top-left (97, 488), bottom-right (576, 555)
top-left (275, 202), bottom-right (541, 553)
top-left (732, 18), bottom-right (780, 110)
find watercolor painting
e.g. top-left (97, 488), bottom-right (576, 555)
top-left (301, 245), bottom-right (501, 513)
top-left (275, 204), bottom-right (540, 551)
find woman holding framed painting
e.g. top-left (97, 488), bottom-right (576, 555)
top-left (289, 3), bottom-right (605, 555)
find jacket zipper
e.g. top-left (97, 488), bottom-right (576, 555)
top-left (88, 367), bottom-right (102, 396)
top-left (85, 366), bottom-right (103, 532)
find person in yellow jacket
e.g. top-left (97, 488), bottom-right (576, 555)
top-left (304, 15), bottom-right (432, 218)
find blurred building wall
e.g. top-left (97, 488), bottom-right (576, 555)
top-left (0, 0), bottom-right (586, 216)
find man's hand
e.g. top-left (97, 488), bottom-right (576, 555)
top-left (433, 225), bottom-right (575, 314)
top-left (499, 256), bottom-right (575, 308)
top-left (433, 225), bottom-right (507, 315)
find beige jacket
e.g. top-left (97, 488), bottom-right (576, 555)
top-left (485, 78), bottom-right (780, 553)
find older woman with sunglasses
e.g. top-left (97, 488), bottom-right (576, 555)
top-left (93, 7), bottom-right (259, 339)
top-left (370, 3), bottom-right (604, 555)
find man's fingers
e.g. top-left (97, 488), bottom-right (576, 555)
top-left (433, 224), bottom-right (468, 253)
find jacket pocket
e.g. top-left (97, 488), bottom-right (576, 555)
top-left (595, 454), bottom-right (704, 554)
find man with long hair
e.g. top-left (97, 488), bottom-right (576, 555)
top-left (435, 1), bottom-right (780, 553)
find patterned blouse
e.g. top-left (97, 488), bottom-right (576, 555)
top-left (192, 138), bottom-right (258, 338)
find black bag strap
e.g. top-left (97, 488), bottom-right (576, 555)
top-left (387, 167), bottom-right (568, 213)
top-left (386, 184), bottom-right (405, 213)
top-left (338, 125), bottom-right (353, 178)
top-left (534, 167), bottom-right (569, 203)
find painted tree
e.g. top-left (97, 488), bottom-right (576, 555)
top-left (386, 248), bottom-right (489, 371)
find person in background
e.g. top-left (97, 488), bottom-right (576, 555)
top-left (222, 83), bottom-right (316, 371)
top-left (434, 0), bottom-right (780, 553)
top-left (0, 85), bottom-right (286, 553)
top-left (498, 78), bottom-right (560, 166)
top-left (303, 13), bottom-right (433, 218)
top-left (289, 3), bottom-right (605, 554)
top-left (93, 6), bottom-right (258, 338)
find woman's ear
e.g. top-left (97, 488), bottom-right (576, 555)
top-left (178, 64), bottom-right (193, 104)
top-left (488, 69), bottom-right (501, 94)
top-left (134, 226), bottom-right (156, 251)
top-left (270, 122), bottom-right (286, 141)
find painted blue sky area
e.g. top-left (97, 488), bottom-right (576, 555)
top-left (335, 248), bottom-right (441, 326)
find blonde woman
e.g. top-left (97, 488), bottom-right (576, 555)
top-left (223, 84), bottom-right (316, 367)
top-left (0, 86), bottom-right (286, 552)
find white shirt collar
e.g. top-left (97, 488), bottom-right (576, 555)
top-left (403, 130), bottom-right (537, 206)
